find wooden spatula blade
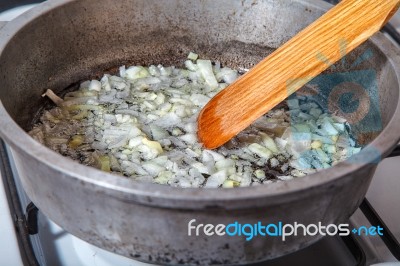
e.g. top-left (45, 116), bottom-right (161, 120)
top-left (198, 0), bottom-right (400, 149)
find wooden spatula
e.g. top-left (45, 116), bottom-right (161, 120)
top-left (197, 0), bottom-right (400, 149)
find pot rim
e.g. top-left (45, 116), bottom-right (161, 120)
top-left (0, 0), bottom-right (399, 209)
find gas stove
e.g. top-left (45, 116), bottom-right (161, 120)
top-left (1, 2), bottom-right (400, 266)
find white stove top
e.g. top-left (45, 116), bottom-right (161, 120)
top-left (0, 169), bottom-right (23, 266)
top-left (0, 4), bottom-right (37, 21)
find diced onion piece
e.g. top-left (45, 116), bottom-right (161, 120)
top-left (197, 59), bottom-right (219, 90)
top-left (204, 150), bottom-right (225, 161)
top-left (187, 52), bottom-right (199, 61)
top-left (294, 124), bottom-right (311, 133)
top-left (180, 134), bottom-right (197, 145)
top-left (315, 148), bottom-right (330, 163)
top-left (333, 123), bottom-right (345, 132)
top-left (323, 144), bottom-right (337, 154)
top-left (72, 110), bottom-right (88, 120)
top-left (119, 66), bottom-right (126, 77)
top-left (190, 94), bottom-right (210, 107)
top-left (275, 137), bottom-right (288, 149)
top-left (215, 68), bottom-right (238, 84)
top-left (254, 169), bottom-right (266, 180)
top-left (125, 66), bottom-right (150, 80)
top-left (204, 170), bottom-right (228, 188)
top-left (309, 108), bottom-right (323, 118)
top-left (142, 162), bottom-right (165, 176)
top-left (182, 123), bottom-right (197, 133)
top-left (154, 113), bottom-right (181, 128)
top-left (155, 171), bottom-right (173, 184)
top-left (142, 138), bottom-right (163, 154)
top-left (191, 162), bottom-right (210, 174)
top-left (222, 180), bottom-right (240, 188)
top-left (89, 80), bottom-right (102, 91)
top-left (68, 135), bottom-right (84, 149)
top-left (270, 158), bottom-right (279, 168)
top-left (321, 119), bottom-right (339, 136)
top-left (260, 133), bottom-right (279, 154)
top-left (150, 125), bottom-right (169, 140)
top-left (248, 143), bottom-right (272, 159)
top-left (42, 89), bottom-right (64, 106)
top-left (97, 155), bottom-right (111, 172)
top-left (311, 140), bottom-right (322, 149)
top-left (185, 60), bottom-right (198, 72)
top-left (215, 159), bottom-right (235, 170)
top-left (287, 98), bottom-right (299, 109)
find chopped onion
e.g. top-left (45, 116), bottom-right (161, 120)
top-left (196, 59), bottom-right (219, 90)
top-left (31, 53), bottom-right (361, 188)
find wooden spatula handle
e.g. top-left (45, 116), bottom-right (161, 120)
top-left (198, 0), bottom-right (400, 149)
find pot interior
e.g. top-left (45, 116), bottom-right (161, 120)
top-left (0, 0), bottom-right (398, 148)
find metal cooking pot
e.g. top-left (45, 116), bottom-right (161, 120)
top-left (1, 0), bottom-right (400, 265)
